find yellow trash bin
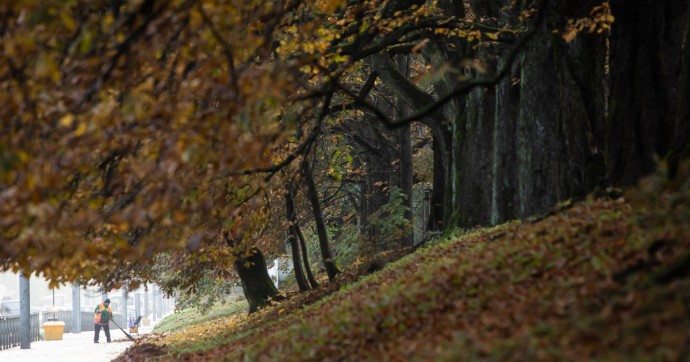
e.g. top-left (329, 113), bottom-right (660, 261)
top-left (43, 321), bottom-right (66, 341)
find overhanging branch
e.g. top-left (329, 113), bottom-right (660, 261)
top-left (217, 89), bottom-right (335, 182)
top-left (340, 0), bottom-right (549, 128)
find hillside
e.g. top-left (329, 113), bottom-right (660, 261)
top-left (118, 171), bottom-right (690, 361)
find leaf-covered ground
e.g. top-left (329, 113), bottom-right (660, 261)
top-left (117, 172), bottom-right (690, 361)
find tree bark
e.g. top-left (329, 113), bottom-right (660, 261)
top-left (232, 247), bottom-right (282, 313)
top-left (443, 0), bottom-right (607, 226)
top-left (607, 0), bottom-right (690, 185)
top-left (295, 218), bottom-right (319, 289)
top-left (668, 9), bottom-right (690, 178)
top-left (304, 158), bottom-right (340, 280)
top-left (394, 54), bottom-right (414, 247)
top-left (284, 186), bottom-right (311, 292)
top-left (429, 131), bottom-right (448, 231)
top-left (287, 234), bottom-right (310, 292)
top-left (491, 57), bottom-right (520, 224)
top-left (369, 52), bottom-right (452, 232)
top-left (398, 123), bottom-right (414, 246)
top-left (456, 61), bottom-right (496, 227)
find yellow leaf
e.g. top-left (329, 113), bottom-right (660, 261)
top-left (17, 151), bottom-right (30, 163)
top-left (321, 0), bottom-right (343, 13)
top-left (59, 114), bottom-right (75, 128)
top-left (485, 32), bottom-right (499, 41)
top-left (73, 122), bottom-right (87, 136)
top-left (60, 10), bottom-right (76, 32)
top-left (35, 53), bottom-right (60, 82)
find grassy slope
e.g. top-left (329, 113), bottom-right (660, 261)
top-left (153, 301), bottom-right (247, 334)
top-left (120, 173), bottom-right (690, 361)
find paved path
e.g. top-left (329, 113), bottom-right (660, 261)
top-left (0, 321), bottom-right (159, 362)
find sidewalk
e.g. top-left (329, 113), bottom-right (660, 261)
top-left (0, 321), bottom-right (158, 362)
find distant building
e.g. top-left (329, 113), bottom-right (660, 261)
top-left (0, 271), bottom-right (73, 307)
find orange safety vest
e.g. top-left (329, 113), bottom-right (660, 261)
top-left (93, 303), bottom-right (113, 324)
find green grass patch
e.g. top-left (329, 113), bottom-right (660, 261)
top-left (153, 300), bottom-right (247, 334)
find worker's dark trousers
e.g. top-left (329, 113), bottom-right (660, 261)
top-left (94, 324), bottom-right (111, 342)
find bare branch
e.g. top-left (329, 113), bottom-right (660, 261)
top-left (390, 0), bottom-right (549, 127)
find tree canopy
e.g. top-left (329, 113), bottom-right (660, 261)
top-left (2, 0), bottom-right (688, 304)
top-left (0, 0), bottom-right (487, 285)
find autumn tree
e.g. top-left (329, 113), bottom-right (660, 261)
top-left (284, 180), bottom-right (311, 292)
top-left (2, 0), bottom-right (688, 313)
top-left (0, 0), bottom-right (342, 301)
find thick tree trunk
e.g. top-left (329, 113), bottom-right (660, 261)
top-left (456, 66), bottom-right (496, 227)
top-left (513, 1), bottom-right (607, 219)
top-left (668, 12), bottom-right (690, 178)
top-left (490, 59), bottom-right (520, 224)
top-left (394, 54), bottom-right (414, 247)
top-left (608, 0), bottom-right (690, 185)
top-left (429, 131), bottom-right (448, 232)
top-left (447, 0), bottom-right (607, 226)
top-left (233, 248), bottom-right (282, 313)
top-left (225, 234), bottom-right (282, 313)
top-left (304, 159), bottom-right (340, 280)
top-left (398, 123), bottom-right (414, 246)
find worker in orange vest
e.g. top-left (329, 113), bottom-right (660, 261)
top-left (93, 298), bottom-right (113, 343)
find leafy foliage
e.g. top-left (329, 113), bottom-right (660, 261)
top-left (330, 225), bottom-right (362, 268)
top-left (367, 186), bottom-right (413, 248)
top-left (561, 2), bottom-right (614, 42)
top-left (1, 0), bottom-right (465, 289)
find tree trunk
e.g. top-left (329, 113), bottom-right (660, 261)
top-left (233, 248), bottom-right (282, 313)
top-left (304, 158), bottom-right (340, 280)
top-left (361, 135), bottom-right (394, 241)
top-left (456, 67), bottom-right (496, 227)
top-left (284, 187), bottom-right (310, 292)
top-left (429, 131), bottom-right (448, 231)
top-left (394, 54), bottom-right (414, 247)
top-left (369, 51), bottom-right (452, 233)
top-left (491, 57), bottom-right (520, 224)
top-left (287, 234), bottom-right (310, 292)
top-left (347, 117), bottom-right (397, 245)
top-left (607, 0), bottom-right (690, 185)
top-left (668, 10), bottom-right (690, 178)
top-left (398, 123), bottom-right (414, 246)
top-left (295, 219), bottom-right (319, 289)
top-left (448, 0), bottom-right (607, 226)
